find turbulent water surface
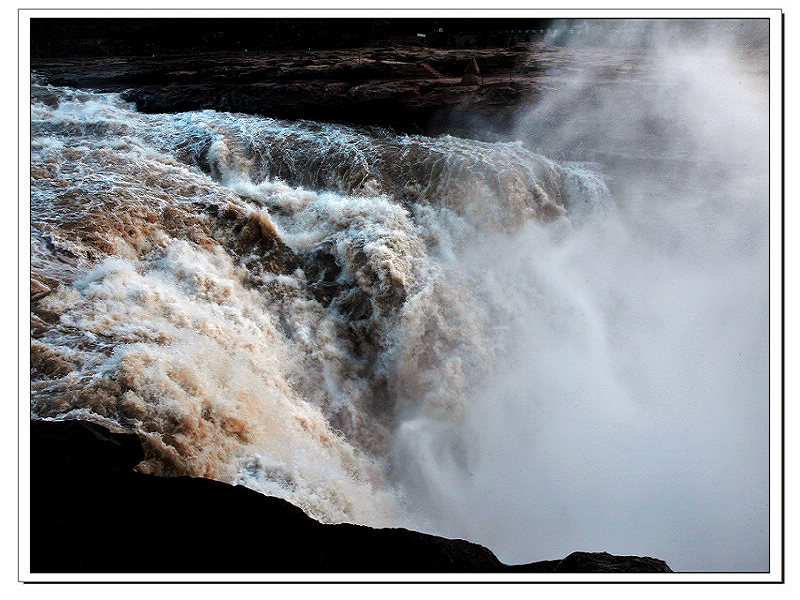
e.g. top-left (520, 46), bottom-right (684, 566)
top-left (30, 21), bottom-right (769, 572)
top-left (30, 78), bottom-right (605, 523)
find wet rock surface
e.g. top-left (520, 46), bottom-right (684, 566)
top-left (30, 419), bottom-right (672, 574)
top-left (32, 45), bottom-right (579, 139)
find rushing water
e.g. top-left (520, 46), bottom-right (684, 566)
top-left (29, 21), bottom-right (769, 572)
top-left (30, 79), bottom-right (607, 525)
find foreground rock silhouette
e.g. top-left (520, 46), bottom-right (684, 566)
top-left (30, 419), bottom-right (672, 574)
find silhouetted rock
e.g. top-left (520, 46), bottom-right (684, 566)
top-left (29, 419), bottom-right (502, 573)
top-left (29, 419), bottom-right (673, 574)
top-left (557, 551), bottom-right (672, 572)
top-left (509, 551), bottom-right (672, 573)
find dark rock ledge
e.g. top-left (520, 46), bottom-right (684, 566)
top-left (31, 45), bottom-right (574, 140)
top-left (30, 419), bottom-right (672, 574)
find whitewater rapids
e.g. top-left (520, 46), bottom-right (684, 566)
top-left (31, 78), bottom-right (605, 520)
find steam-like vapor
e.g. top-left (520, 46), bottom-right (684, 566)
top-left (30, 19), bottom-right (768, 573)
top-left (394, 19), bottom-right (769, 571)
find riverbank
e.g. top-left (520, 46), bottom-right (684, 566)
top-left (31, 43), bottom-right (629, 140)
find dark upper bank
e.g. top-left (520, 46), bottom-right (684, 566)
top-left (30, 18), bottom-right (571, 139)
top-left (30, 18), bottom-right (557, 57)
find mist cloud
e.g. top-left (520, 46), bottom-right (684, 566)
top-left (393, 19), bottom-right (769, 572)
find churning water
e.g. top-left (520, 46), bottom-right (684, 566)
top-left (30, 20), bottom-right (769, 572)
